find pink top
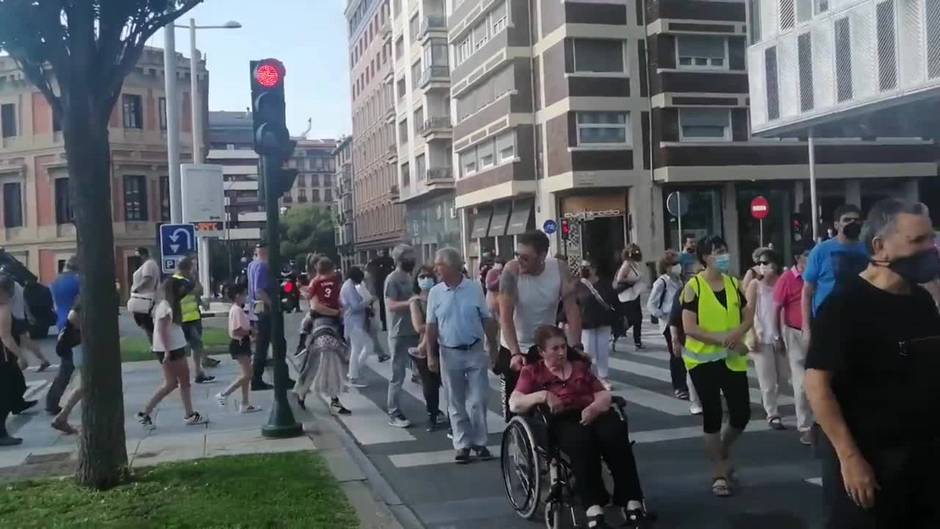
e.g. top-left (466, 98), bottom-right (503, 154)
top-left (228, 304), bottom-right (250, 340)
top-left (773, 268), bottom-right (804, 330)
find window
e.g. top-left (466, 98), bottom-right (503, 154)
top-left (491, 2), bottom-right (508, 34)
top-left (496, 130), bottom-right (515, 161)
top-left (123, 175), bottom-right (148, 221)
top-left (122, 94), bottom-right (143, 129)
top-left (401, 162), bottom-right (411, 187)
top-left (424, 38), bottom-right (449, 67)
top-left (459, 149), bottom-right (477, 177)
top-left (54, 178), bottom-right (72, 225)
top-left (415, 154), bottom-right (426, 181)
top-left (797, 0), bottom-right (813, 22)
top-left (1, 104), bottom-right (16, 138)
top-left (679, 109), bottom-right (731, 141)
top-left (478, 140), bottom-right (495, 169)
top-left (765, 47), bottom-right (780, 120)
top-left (455, 65), bottom-right (514, 120)
top-left (411, 60), bottom-right (422, 89)
top-left (298, 174), bottom-right (307, 188)
top-left (798, 33), bottom-right (814, 111)
top-left (575, 112), bottom-right (630, 146)
top-left (398, 118), bottom-right (409, 145)
top-left (311, 174), bottom-right (320, 187)
top-left (395, 36), bottom-right (404, 59)
top-left (410, 14), bottom-right (419, 39)
top-left (780, 0), bottom-right (795, 30)
top-left (3, 183), bottom-right (22, 227)
top-left (455, 35), bottom-right (473, 65)
top-left (815, 0), bottom-right (829, 14)
top-left (677, 36), bottom-right (727, 69)
top-left (159, 176), bottom-right (170, 221)
top-left (877, 0), bottom-right (897, 90)
top-left (834, 18), bottom-right (853, 101)
top-left (414, 107), bottom-right (424, 135)
top-left (397, 78), bottom-right (406, 98)
top-left (572, 39), bottom-right (624, 73)
top-left (158, 97), bottom-right (167, 130)
top-left (472, 18), bottom-right (489, 50)
top-left (325, 189), bottom-right (332, 202)
top-left (927, 0), bottom-right (940, 78)
top-left (299, 189), bottom-right (308, 203)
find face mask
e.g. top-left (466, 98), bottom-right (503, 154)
top-left (670, 264), bottom-right (682, 276)
top-left (418, 277), bottom-right (435, 291)
top-left (842, 222), bottom-right (862, 240)
top-left (714, 254), bottom-right (731, 273)
top-left (882, 249), bottom-right (940, 285)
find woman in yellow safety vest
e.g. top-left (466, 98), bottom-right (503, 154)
top-left (680, 235), bottom-right (755, 498)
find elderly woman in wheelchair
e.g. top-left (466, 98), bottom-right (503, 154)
top-left (505, 325), bottom-right (652, 529)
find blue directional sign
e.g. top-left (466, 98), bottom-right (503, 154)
top-left (159, 223), bottom-right (197, 274)
top-left (543, 219), bottom-right (558, 235)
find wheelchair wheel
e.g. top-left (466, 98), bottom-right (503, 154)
top-left (501, 416), bottom-right (541, 520)
top-left (544, 500), bottom-right (562, 529)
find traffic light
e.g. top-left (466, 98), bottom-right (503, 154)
top-left (250, 58), bottom-right (297, 197)
top-left (561, 218), bottom-right (571, 240)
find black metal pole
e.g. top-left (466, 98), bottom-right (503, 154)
top-left (261, 153), bottom-right (303, 439)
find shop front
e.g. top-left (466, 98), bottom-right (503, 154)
top-left (559, 192), bottom-right (628, 280)
top-left (465, 197), bottom-right (535, 275)
top-left (406, 194), bottom-right (461, 266)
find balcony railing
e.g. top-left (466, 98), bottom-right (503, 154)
top-left (419, 65), bottom-right (449, 88)
top-left (389, 184), bottom-right (400, 198)
top-left (420, 117), bottom-right (452, 136)
top-left (424, 167), bottom-right (453, 182)
top-left (419, 15), bottom-right (447, 38)
top-left (380, 19), bottom-right (391, 39)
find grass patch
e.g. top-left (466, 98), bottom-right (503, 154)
top-left (121, 327), bottom-right (230, 363)
top-left (0, 452), bottom-right (358, 529)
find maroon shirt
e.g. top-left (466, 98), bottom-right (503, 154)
top-left (515, 360), bottom-right (604, 412)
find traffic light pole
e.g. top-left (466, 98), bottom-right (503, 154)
top-left (261, 153), bottom-right (303, 439)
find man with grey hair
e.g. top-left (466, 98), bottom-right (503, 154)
top-left (384, 243), bottom-right (419, 428)
top-left (806, 198), bottom-right (940, 528)
top-left (426, 247), bottom-right (499, 463)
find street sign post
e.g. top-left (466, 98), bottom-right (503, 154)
top-left (666, 191), bottom-right (689, 245)
top-left (159, 223), bottom-right (197, 274)
top-left (543, 219), bottom-right (558, 235)
top-left (751, 196), bottom-right (770, 247)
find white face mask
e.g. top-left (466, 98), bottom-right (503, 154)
top-left (670, 264), bottom-right (682, 276)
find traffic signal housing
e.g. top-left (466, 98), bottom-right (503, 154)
top-left (250, 59), bottom-right (297, 197)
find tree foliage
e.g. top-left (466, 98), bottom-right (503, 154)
top-left (279, 205), bottom-right (337, 265)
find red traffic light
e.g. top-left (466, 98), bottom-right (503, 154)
top-left (254, 62), bottom-right (284, 88)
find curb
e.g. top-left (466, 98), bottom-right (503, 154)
top-left (301, 396), bottom-right (425, 529)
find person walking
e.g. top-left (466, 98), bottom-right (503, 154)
top-left (679, 235), bottom-right (700, 282)
top-left (426, 248), bottom-right (499, 463)
top-left (577, 260), bottom-right (618, 390)
top-left (668, 286), bottom-right (703, 415)
top-left (128, 247), bottom-right (160, 342)
top-left (341, 267), bottom-right (373, 388)
top-left (214, 285), bottom-right (261, 414)
top-left (50, 305), bottom-right (83, 434)
top-left (614, 244), bottom-right (647, 351)
top-left (369, 249), bottom-right (395, 332)
top-left (173, 257), bottom-right (215, 384)
top-left (409, 264), bottom-right (447, 432)
top-left (50, 256), bottom-right (80, 333)
top-left (497, 230), bottom-right (583, 421)
top-left (0, 274), bottom-right (32, 445)
top-left (384, 244), bottom-right (420, 428)
top-left (361, 270), bottom-right (389, 362)
top-left (247, 243), bottom-right (274, 390)
top-left (774, 245), bottom-right (814, 445)
top-left (648, 255), bottom-right (688, 400)
top-left (7, 276), bottom-right (51, 372)
top-left (137, 276), bottom-right (208, 429)
top-left (746, 248), bottom-right (790, 431)
top-left (681, 236), bottom-right (754, 497)
top-left (806, 198), bottom-right (940, 528)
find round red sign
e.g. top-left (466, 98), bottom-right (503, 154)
top-left (750, 196), bottom-right (770, 220)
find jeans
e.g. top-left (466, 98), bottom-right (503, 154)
top-left (664, 329), bottom-right (689, 393)
top-left (440, 345), bottom-right (489, 450)
top-left (387, 334), bottom-right (418, 416)
top-left (783, 326), bottom-right (814, 432)
top-left (751, 341), bottom-right (791, 419)
top-left (581, 326), bottom-right (611, 380)
top-left (252, 312), bottom-right (272, 383)
top-left (46, 348), bottom-right (75, 411)
top-left (346, 325), bottom-right (373, 380)
top-left (689, 360), bottom-right (750, 434)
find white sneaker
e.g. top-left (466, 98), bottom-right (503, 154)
top-left (214, 392), bottom-right (226, 407)
top-left (690, 404), bottom-right (703, 415)
top-left (387, 413), bottom-right (411, 428)
top-left (184, 412), bottom-right (208, 426)
top-left (347, 377), bottom-right (368, 389)
top-left (239, 404), bottom-right (262, 414)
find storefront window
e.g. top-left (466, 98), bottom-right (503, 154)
top-left (662, 188), bottom-right (724, 250)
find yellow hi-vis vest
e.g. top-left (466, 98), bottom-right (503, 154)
top-left (173, 273), bottom-right (201, 323)
top-left (682, 273), bottom-right (748, 372)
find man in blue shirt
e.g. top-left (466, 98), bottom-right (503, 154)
top-left (248, 243), bottom-right (274, 390)
top-left (802, 204), bottom-right (868, 343)
top-left (50, 257), bottom-right (79, 331)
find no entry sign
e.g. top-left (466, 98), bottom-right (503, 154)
top-left (750, 196), bottom-right (770, 220)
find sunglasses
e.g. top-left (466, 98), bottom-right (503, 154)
top-left (758, 261), bottom-right (772, 266)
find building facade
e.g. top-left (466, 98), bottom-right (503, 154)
top-left (334, 136), bottom-right (356, 271)
top-left (0, 47), bottom-right (207, 290)
top-left (285, 138), bottom-right (339, 210)
top-left (206, 111), bottom-right (264, 242)
top-left (347, 0), bottom-right (408, 264)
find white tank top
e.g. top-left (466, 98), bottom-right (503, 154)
top-left (755, 281), bottom-right (778, 344)
top-left (502, 257), bottom-right (562, 351)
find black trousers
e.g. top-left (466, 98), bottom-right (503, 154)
top-left (551, 410), bottom-right (644, 508)
top-left (412, 355), bottom-right (442, 416)
top-left (688, 360), bottom-right (750, 434)
top-left (46, 347), bottom-right (74, 412)
top-left (819, 433), bottom-right (940, 529)
top-left (663, 329), bottom-right (688, 393)
top-left (619, 299), bottom-right (642, 345)
top-left (252, 312), bottom-right (272, 383)
top-left (497, 346), bottom-right (519, 422)
top-left (0, 354), bottom-right (25, 437)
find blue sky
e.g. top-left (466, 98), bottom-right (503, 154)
top-left (149, 0), bottom-right (351, 140)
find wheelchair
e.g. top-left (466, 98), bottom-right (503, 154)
top-left (500, 395), bottom-right (636, 529)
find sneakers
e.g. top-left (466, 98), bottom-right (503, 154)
top-left (472, 446), bottom-right (493, 461)
top-left (799, 429), bottom-right (816, 446)
top-left (251, 380), bottom-right (274, 391)
top-left (426, 411), bottom-right (447, 432)
top-left (446, 428), bottom-right (453, 440)
top-left (137, 412), bottom-right (155, 430)
top-left (202, 357), bottom-right (221, 368)
top-left (0, 436), bottom-right (23, 446)
top-left (215, 392), bottom-right (227, 407)
top-left (377, 354), bottom-right (390, 363)
top-left (634, 342), bottom-right (644, 351)
top-left (387, 412), bottom-right (411, 428)
top-left (194, 374), bottom-right (216, 384)
top-left (768, 416), bottom-right (786, 430)
top-left (37, 361), bottom-right (51, 372)
top-left (690, 403), bottom-right (703, 416)
top-left (330, 399), bottom-right (351, 415)
top-left (454, 448), bottom-right (471, 464)
top-left (184, 412), bottom-right (208, 426)
top-left (239, 404), bottom-right (262, 414)
top-left (347, 377), bottom-right (368, 389)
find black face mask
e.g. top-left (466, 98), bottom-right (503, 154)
top-left (842, 222), bottom-right (862, 240)
top-left (878, 249), bottom-right (940, 285)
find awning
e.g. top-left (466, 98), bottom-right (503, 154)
top-left (488, 202), bottom-right (511, 237)
top-left (469, 208), bottom-right (492, 239)
top-left (506, 198), bottom-right (534, 235)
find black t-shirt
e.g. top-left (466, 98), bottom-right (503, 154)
top-left (807, 276), bottom-right (940, 449)
top-left (680, 276), bottom-right (746, 314)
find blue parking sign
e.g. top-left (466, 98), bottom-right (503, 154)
top-left (159, 224), bottom-right (196, 274)
top-left (543, 219), bottom-right (558, 235)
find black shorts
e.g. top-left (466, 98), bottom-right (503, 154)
top-left (154, 348), bottom-right (187, 364)
top-left (12, 317), bottom-right (27, 337)
top-left (134, 312), bottom-right (154, 335)
top-left (229, 337), bottom-right (251, 359)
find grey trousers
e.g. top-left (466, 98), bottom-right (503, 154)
top-left (387, 334), bottom-right (418, 416)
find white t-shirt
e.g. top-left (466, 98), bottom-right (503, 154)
top-left (11, 282), bottom-right (26, 320)
top-left (152, 300), bottom-right (187, 352)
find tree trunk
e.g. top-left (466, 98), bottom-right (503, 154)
top-left (65, 89), bottom-right (129, 489)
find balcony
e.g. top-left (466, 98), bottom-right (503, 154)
top-left (389, 184), bottom-right (400, 199)
top-left (386, 144), bottom-right (397, 162)
top-left (420, 117), bottom-right (452, 141)
top-left (419, 65), bottom-right (449, 89)
top-left (424, 167), bottom-right (453, 183)
top-left (380, 19), bottom-right (391, 39)
top-left (419, 15), bottom-right (447, 42)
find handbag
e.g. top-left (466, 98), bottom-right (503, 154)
top-left (127, 293), bottom-right (154, 315)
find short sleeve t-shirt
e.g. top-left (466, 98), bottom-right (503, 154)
top-left (310, 274), bottom-right (341, 311)
top-left (773, 268), bottom-right (804, 330)
top-left (807, 276), bottom-right (940, 449)
top-left (51, 271), bottom-right (80, 331)
top-left (803, 238), bottom-right (869, 315)
top-left (515, 360), bottom-right (605, 413)
top-left (384, 269), bottom-right (417, 337)
top-left (152, 300), bottom-right (187, 352)
top-left (228, 304), bottom-right (250, 340)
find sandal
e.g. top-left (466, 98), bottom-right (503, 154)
top-left (768, 417), bottom-right (786, 430)
top-left (712, 477), bottom-right (732, 497)
top-left (51, 420), bottom-right (78, 435)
